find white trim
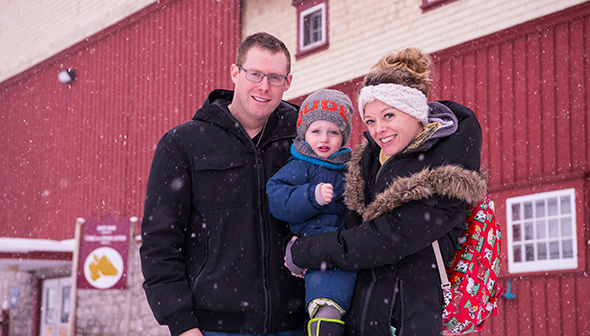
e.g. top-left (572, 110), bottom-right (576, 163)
top-left (506, 188), bottom-right (578, 273)
top-left (0, 237), bottom-right (75, 253)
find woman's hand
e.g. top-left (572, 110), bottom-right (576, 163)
top-left (285, 236), bottom-right (307, 278)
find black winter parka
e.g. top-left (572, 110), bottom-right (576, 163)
top-left (290, 101), bottom-right (486, 336)
top-left (140, 89), bottom-right (307, 335)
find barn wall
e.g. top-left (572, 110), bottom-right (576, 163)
top-left (305, 4), bottom-right (590, 335)
top-left (0, 0), bottom-right (240, 240)
top-left (0, 0), bottom-right (160, 83)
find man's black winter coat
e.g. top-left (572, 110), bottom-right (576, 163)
top-left (140, 89), bottom-right (307, 335)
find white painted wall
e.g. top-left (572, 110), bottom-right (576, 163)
top-left (0, 0), bottom-right (157, 83)
top-left (242, 0), bottom-right (587, 99)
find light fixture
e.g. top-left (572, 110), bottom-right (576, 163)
top-left (58, 69), bottom-right (76, 84)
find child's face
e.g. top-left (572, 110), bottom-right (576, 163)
top-left (304, 120), bottom-right (343, 158)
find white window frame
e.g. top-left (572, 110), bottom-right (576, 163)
top-left (506, 188), bottom-right (577, 273)
top-left (299, 2), bottom-right (326, 52)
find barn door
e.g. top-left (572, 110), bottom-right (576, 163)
top-left (40, 277), bottom-right (71, 336)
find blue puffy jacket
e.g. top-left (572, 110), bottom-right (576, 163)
top-left (266, 150), bottom-right (348, 237)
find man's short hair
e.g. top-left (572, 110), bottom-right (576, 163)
top-left (236, 32), bottom-right (291, 75)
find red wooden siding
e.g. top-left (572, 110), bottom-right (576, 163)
top-left (0, 0), bottom-right (240, 240)
top-left (311, 3), bottom-right (590, 335)
top-left (485, 181), bottom-right (589, 335)
top-left (426, 6), bottom-right (590, 334)
top-left (430, 4), bottom-right (590, 190)
top-left (434, 5), bottom-right (590, 335)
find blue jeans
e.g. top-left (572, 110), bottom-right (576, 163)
top-left (202, 329), bottom-right (304, 336)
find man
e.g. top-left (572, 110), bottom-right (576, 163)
top-left (140, 32), bottom-right (307, 336)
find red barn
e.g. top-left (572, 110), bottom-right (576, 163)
top-left (0, 1), bottom-right (241, 335)
top-left (0, 1), bottom-right (588, 335)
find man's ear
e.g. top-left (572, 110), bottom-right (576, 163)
top-left (284, 73), bottom-right (293, 91)
top-left (230, 64), bottom-right (239, 84)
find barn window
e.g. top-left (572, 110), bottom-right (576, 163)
top-left (506, 188), bottom-right (577, 273)
top-left (293, 0), bottom-right (328, 59)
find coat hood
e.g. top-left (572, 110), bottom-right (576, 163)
top-left (344, 141), bottom-right (487, 222)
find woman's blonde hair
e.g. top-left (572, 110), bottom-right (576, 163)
top-left (363, 47), bottom-right (433, 97)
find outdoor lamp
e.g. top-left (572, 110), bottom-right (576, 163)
top-left (58, 69), bottom-right (75, 84)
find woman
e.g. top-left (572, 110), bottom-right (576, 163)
top-left (286, 48), bottom-right (487, 335)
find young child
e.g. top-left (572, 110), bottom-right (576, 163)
top-left (267, 89), bottom-right (356, 336)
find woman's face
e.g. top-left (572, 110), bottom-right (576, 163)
top-left (363, 100), bottom-right (424, 157)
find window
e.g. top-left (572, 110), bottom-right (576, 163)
top-left (60, 286), bottom-right (71, 323)
top-left (506, 188), bottom-right (577, 273)
top-left (44, 287), bottom-right (56, 324)
top-left (293, 0), bottom-right (328, 58)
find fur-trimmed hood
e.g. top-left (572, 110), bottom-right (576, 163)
top-left (344, 141), bottom-right (487, 222)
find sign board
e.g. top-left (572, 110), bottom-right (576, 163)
top-left (77, 214), bottom-right (129, 289)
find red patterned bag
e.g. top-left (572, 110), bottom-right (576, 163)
top-left (432, 196), bottom-right (503, 334)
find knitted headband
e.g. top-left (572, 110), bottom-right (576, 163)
top-left (357, 83), bottom-right (428, 124)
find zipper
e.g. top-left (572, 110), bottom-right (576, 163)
top-left (241, 123), bottom-right (272, 332)
top-left (255, 147), bottom-right (272, 332)
top-left (258, 135), bottom-right (294, 332)
top-left (221, 103), bottom-right (293, 331)
top-left (222, 105), bottom-right (272, 331)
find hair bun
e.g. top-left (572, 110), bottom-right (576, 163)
top-left (365, 47), bottom-right (432, 97)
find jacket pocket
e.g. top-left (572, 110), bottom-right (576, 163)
top-left (390, 279), bottom-right (402, 335)
top-left (192, 154), bottom-right (245, 210)
top-left (371, 268), bottom-right (399, 336)
top-left (352, 268), bottom-right (398, 336)
top-left (189, 236), bottom-right (210, 291)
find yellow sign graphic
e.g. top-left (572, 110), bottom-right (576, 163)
top-left (83, 247), bottom-right (124, 289)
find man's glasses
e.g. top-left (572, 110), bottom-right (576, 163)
top-left (237, 65), bottom-right (288, 86)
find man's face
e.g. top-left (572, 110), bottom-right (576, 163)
top-left (230, 46), bottom-right (292, 124)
